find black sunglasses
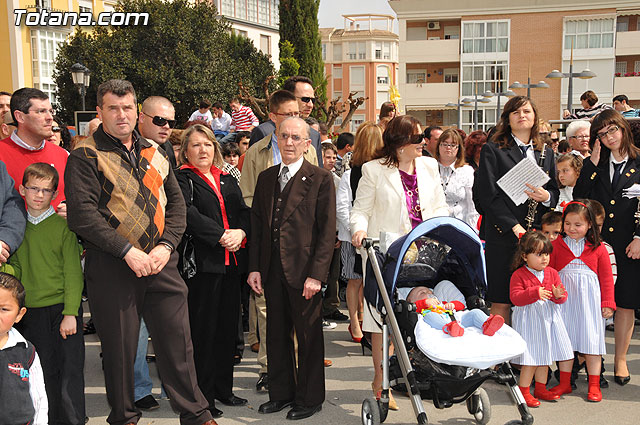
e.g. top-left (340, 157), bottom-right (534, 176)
top-left (409, 134), bottom-right (425, 144)
top-left (297, 96), bottom-right (316, 104)
top-left (142, 111), bottom-right (176, 128)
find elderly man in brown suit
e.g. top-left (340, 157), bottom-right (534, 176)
top-left (247, 116), bottom-right (336, 420)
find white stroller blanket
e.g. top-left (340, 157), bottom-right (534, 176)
top-left (415, 315), bottom-right (526, 370)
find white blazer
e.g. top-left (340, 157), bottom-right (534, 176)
top-left (336, 169), bottom-right (354, 242)
top-left (350, 156), bottom-right (448, 239)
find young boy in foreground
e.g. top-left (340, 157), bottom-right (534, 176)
top-left (11, 163), bottom-right (85, 424)
top-left (0, 272), bottom-right (48, 424)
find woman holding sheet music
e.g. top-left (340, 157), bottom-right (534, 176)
top-left (472, 96), bottom-right (559, 323)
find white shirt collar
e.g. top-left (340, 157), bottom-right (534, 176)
top-left (11, 130), bottom-right (46, 151)
top-left (279, 155), bottom-right (304, 179)
top-left (570, 149), bottom-right (586, 159)
top-left (27, 206), bottom-right (55, 225)
top-left (610, 152), bottom-right (628, 166)
top-left (511, 133), bottom-right (532, 147)
top-left (1, 327), bottom-right (27, 350)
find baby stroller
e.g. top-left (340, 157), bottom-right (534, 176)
top-left (360, 217), bottom-right (533, 425)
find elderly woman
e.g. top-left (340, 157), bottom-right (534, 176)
top-left (351, 115), bottom-right (448, 410)
top-left (464, 130), bottom-right (487, 170)
top-left (435, 128), bottom-right (479, 230)
top-left (473, 96), bottom-right (559, 323)
top-left (566, 120), bottom-right (591, 158)
top-left (176, 124), bottom-right (251, 418)
top-left (574, 110), bottom-right (640, 386)
top-left (337, 122), bottom-right (384, 345)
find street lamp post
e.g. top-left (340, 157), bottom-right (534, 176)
top-left (509, 63), bottom-right (549, 98)
top-left (484, 89), bottom-right (516, 125)
top-left (461, 82), bottom-right (492, 131)
top-left (71, 63), bottom-right (91, 111)
top-left (445, 98), bottom-right (472, 129)
top-left (545, 40), bottom-right (596, 113)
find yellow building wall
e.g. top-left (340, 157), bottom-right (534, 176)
top-left (0, 2), bottom-right (13, 92)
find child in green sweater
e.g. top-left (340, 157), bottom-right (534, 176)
top-left (10, 163), bottom-right (85, 425)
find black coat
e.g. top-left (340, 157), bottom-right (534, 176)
top-left (177, 168), bottom-right (250, 274)
top-left (473, 136), bottom-right (559, 244)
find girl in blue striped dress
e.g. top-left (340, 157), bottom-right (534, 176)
top-left (510, 231), bottom-right (573, 408)
top-left (549, 201), bottom-right (616, 403)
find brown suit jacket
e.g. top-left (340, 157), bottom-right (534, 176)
top-left (248, 159), bottom-right (336, 288)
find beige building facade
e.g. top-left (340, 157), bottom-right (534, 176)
top-left (321, 14), bottom-right (399, 132)
top-left (389, 0), bottom-right (640, 133)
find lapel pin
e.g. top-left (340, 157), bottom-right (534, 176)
top-left (302, 176), bottom-right (307, 181)
top-left (146, 164), bottom-right (151, 169)
top-left (220, 181), bottom-right (224, 185)
top-left (631, 169), bottom-right (636, 173)
top-left (626, 173), bottom-right (631, 177)
top-left (591, 172), bottom-right (597, 180)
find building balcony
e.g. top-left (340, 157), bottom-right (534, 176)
top-left (614, 76), bottom-right (640, 100)
top-left (401, 82), bottom-right (458, 109)
top-left (400, 39), bottom-right (459, 63)
top-left (616, 31), bottom-right (640, 56)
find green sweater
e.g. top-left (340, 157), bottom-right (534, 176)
top-left (10, 214), bottom-right (84, 315)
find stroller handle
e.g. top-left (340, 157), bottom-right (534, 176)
top-left (362, 237), bottom-right (380, 249)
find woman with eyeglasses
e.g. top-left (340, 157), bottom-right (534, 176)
top-left (351, 115), bottom-right (448, 409)
top-left (566, 120), bottom-right (591, 158)
top-left (574, 110), bottom-right (640, 387)
top-left (175, 124), bottom-right (251, 417)
top-left (435, 128), bottom-right (479, 230)
top-left (473, 96), bottom-right (559, 324)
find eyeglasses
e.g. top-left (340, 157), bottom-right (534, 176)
top-left (142, 111), bottom-right (176, 128)
top-left (409, 134), bottom-right (425, 144)
top-left (569, 135), bottom-right (589, 141)
top-left (52, 126), bottom-right (61, 132)
top-left (596, 125), bottom-right (620, 141)
top-left (440, 143), bottom-right (459, 149)
top-left (551, 138), bottom-right (559, 142)
top-left (279, 133), bottom-right (305, 142)
top-left (297, 96), bottom-right (316, 104)
top-left (273, 111), bottom-right (300, 118)
top-left (24, 186), bottom-right (55, 195)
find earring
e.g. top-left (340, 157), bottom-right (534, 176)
top-left (400, 148), bottom-right (404, 154)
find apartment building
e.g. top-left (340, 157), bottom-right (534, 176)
top-left (389, 0), bottom-right (640, 133)
top-left (321, 14), bottom-right (399, 132)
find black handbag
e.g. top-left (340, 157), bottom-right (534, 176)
top-left (178, 177), bottom-right (197, 280)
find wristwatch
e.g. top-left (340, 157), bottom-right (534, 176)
top-left (159, 242), bottom-right (174, 252)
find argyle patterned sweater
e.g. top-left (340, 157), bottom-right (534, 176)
top-left (65, 126), bottom-right (185, 258)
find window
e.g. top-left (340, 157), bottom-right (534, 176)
top-left (271, 0), bottom-right (279, 25)
top-left (333, 43), bottom-right (342, 61)
top-left (564, 19), bottom-right (614, 49)
top-left (333, 91), bottom-right (342, 102)
top-left (616, 62), bottom-right (627, 74)
top-left (322, 43), bottom-right (327, 61)
top-left (36, 0), bottom-right (51, 8)
top-left (348, 42), bottom-right (365, 60)
top-left (221, 0), bottom-right (234, 16)
top-left (247, 0), bottom-right (257, 23)
top-left (462, 20), bottom-right (508, 53)
top-left (236, 0), bottom-right (246, 19)
top-left (444, 26), bottom-right (460, 40)
top-left (78, 0), bottom-right (92, 14)
top-left (350, 66), bottom-right (365, 89)
top-left (617, 17), bottom-right (629, 32)
top-left (461, 107), bottom-right (496, 134)
top-left (260, 35), bottom-right (270, 55)
top-left (31, 30), bottom-right (67, 107)
top-left (258, 0), bottom-right (269, 25)
top-left (407, 27), bottom-right (427, 41)
top-left (377, 90), bottom-right (390, 105)
top-left (383, 42), bottom-right (391, 59)
top-left (353, 91), bottom-right (365, 109)
top-left (334, 116), bottom-right (343, 126)
top-left (333, 65), bottom-right (342, 79)
top-left (351, 114), bottom-right (365, 132)
top-left (375, 42), bottom-right (382, 59)
top-left (636, 61), bottom-right (640, 73)
top-left (407, 70), bottom-right (426, 84)
top-left (461, 61), bottom-right (507, 96)
top-left (444, 68), bottom-right (459, 83)
top-left (377, 65), bottom-right (389, 85)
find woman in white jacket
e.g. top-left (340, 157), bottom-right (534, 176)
top-left (350, 115), bottom-right (448, 409)
top-left (337, 122), bottom-right (383, 345)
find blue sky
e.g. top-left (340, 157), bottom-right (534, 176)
top-left (318, 0), bottom-right (398, 32)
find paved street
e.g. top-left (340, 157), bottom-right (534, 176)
top-left (84, 304), bottom-right (640, 425)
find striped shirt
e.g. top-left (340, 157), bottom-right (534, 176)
top-left (230, 106), bottom-right (259, 131)
top-left (567, 103), bottom-right (613, 120)
top-left (603, 241), bottom-right (617, 284)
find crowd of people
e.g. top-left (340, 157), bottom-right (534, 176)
top-left (0, 77), bottom-right (639, 425)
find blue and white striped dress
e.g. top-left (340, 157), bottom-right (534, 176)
top-left (558, 237), bottom-right (607, 355)
top-left (512, 267), bottom-right (573, 365)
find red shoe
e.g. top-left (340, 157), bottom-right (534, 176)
top-left (519, 386), bottom-right (540, 408)
top-left (588, 375), bottom-right (602, 402)
top-left (549, 371), bottom-right (572, 397)
top-left (348, 324), bottom-right (362, 343)
top-left (442, 321), bottom-right (464, 337)
top-left (482, 314), bottom-right (505, 336)
top-left (534, 382), bottom-right (560, 401)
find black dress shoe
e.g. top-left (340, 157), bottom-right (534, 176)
top-left (208, 406), bottom-right (223, 418)
top-left (286, 404), bottom-right (322, 420)
top-left (615, 375), bottom-right (630, 386)
top-left (134, 394), bottom-right (159, 411)
top-left (216, 394), bottom-right (248, 406)
top-left (258, 399), bottom-right (293, 414)
top-left (324, 310), bottom-right (349, 322)
top-left (256, 373), bottom-right (268, 391)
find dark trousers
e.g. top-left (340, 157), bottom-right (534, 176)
top-left (186, 269), bottom-right (240, 404)
top-left (84, 249), bottom-right (212, 425)
top-left (16, 303), bottom-right (85, 425)
top-left (264, 255), bottom-right (325, 407)
top-left (322, 246), bottom-right (341, 315)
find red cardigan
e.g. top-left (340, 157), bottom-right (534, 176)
top-left (510, 266), bottom-right (568, 306)
top-left (549, 237), bottom-right (616, 310)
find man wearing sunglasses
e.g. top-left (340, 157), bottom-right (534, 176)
top-left (0, 88), bottom-right (69, 216)
top-left (283, 76), bottom-right (323, 166)
top-left (138, 96), bottom-right (178, 169)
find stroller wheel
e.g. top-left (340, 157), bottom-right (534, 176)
top-left (466, 388), bottom-right (491, 425)
top-left (361, 397), bottom-right (381, 425)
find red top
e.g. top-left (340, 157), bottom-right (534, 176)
top-left (549, 237), bottom-right (616, 310)
top-left (510, 266), bottom-right (567, 306)
top-left (0, 137), bottom-right (68, 209)
top-left (415, 298), bottom-right (465, 313)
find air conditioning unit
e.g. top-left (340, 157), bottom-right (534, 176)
top-left (427, 21), bottom-right (440, 30)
